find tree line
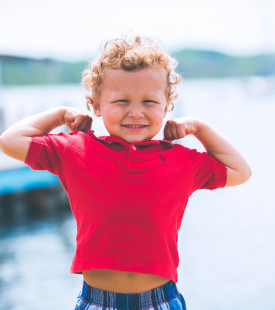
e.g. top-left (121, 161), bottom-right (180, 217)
top-left (0, 49), bottom-right (274, 85)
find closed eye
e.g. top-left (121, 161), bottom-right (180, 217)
top-left (112, 100), bottom-right (128, 105)
top-left (113, 100), bottom-right (128, 102)
top-left (112, 100), bottom-right (159, 104)
top-left (143, 100), bottom-right (159, 104)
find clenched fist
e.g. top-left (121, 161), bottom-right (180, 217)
top-left (163, 117), bottom-right (200, 141)
top-left (63, 107), bottom-right (93, 133)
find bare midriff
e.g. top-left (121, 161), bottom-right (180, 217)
top-left (82, 269), bottom-right (171, 293)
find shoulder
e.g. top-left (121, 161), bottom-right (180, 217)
top-left (167, 142), bottom-right (219, 168)
top-left (30, 131), bottom-right (95, 152)
top-left (169, 142), bottom-right (201, 158)
top-left (52, 130), bottom-right (94, 143)
top-left (57, 130), bottom-right (101, 150)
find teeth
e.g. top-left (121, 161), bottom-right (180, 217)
top-left (125, 125), bottom-right (145, 128)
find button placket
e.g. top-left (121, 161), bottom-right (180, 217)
top-left (128, 144), bottom-right (137, 161)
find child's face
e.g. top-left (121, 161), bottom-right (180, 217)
top-left (91, 68), bottom-right (170, 143)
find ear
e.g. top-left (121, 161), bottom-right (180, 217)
top-left (86, 95), bottom-right (101, 117)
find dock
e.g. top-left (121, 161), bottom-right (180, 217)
top-left (0, 154), bottom-right (70, 224)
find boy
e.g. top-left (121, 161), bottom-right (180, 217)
top-left (0, 35), bottom-right (251, 310)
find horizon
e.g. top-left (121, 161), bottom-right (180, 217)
top-left (1, 47), bottom-right (274, 64)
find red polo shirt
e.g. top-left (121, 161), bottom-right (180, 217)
top-left (25, 130), bottom-right (227, 282)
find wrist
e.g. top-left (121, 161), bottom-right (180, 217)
top-left (193, 119), bottom-right (207, 137)
top-left (55, 106), bottom-right (70, 127)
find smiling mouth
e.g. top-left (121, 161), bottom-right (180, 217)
top-left (121, 125), bottom-right (149, 128)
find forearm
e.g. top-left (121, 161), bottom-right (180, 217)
top-left (195, 121), bottom-right (252, 186)
top-left (2, 106), bottom-right (66, 138)
top-left (0, 106), bottom-right (67, 162)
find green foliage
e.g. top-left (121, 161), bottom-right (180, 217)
top-left (0, 56), bottom-right (87, 85)
top-left (172, 49), bottom-right (275, 79)
top-left (0, 50), bottom-right (274, 86)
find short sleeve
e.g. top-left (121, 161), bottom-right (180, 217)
top-left (187, 148), bottom-right (227, 193)
top-left (24, 132), bottom-right (70, 176)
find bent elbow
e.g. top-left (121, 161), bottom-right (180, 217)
top-left (0, 133), bottom-right (8, 153)
top-left (246, 166), bottom-right (252, 180)
top-left (226, 165), bottom-right (252, 187)
top-left (0, 132), bottom-right (30, 162)
top-left (0, 133), bottom-right (13, 156)
top-left (239, 166), bottom-right (252, 184)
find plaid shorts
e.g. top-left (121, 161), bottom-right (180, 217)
top-left (75, 279), bottom-right (186, 310)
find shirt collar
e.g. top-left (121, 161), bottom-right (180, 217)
top-left (88, 130), bottom-right (173, 147)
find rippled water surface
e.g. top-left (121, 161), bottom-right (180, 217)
top-left (0, 215), bottom-right (82, 309)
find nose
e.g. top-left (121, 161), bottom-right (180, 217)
top-left (127, 102), bottom-right (144, 119)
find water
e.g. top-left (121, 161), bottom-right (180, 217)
top-left (0, 77), bottom-right (275, 309)
top-left (0, 216), bottom-right (81, 309)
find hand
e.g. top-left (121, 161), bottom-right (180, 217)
top-left (163, 117), bottom-right (200, 141)
top-left (63, 107), bottom-right (93, 133)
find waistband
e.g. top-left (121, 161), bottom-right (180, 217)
top-left (79, 280), bottom-right (180, 309)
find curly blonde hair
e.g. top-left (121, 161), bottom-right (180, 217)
top-left (82, 35), bottom-right (181, 111)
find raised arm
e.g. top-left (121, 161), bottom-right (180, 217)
top-left (163, 117), bottom-right (252, 187)
top-left (0, 106), bottom-right (92, 162)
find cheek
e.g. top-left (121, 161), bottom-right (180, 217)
top-left (150, 107), bottom-right (166, 122)
top-left (102, 106), bottom-right (122, 120)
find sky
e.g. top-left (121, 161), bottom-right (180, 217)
top-left (0, 0), bottom-right (274, 60)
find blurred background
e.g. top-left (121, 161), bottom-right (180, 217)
top-left (0, 0), bottom-right (274, 309)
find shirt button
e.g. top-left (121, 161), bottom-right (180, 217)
top-left (132, 145), bottom-right (137, 150)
